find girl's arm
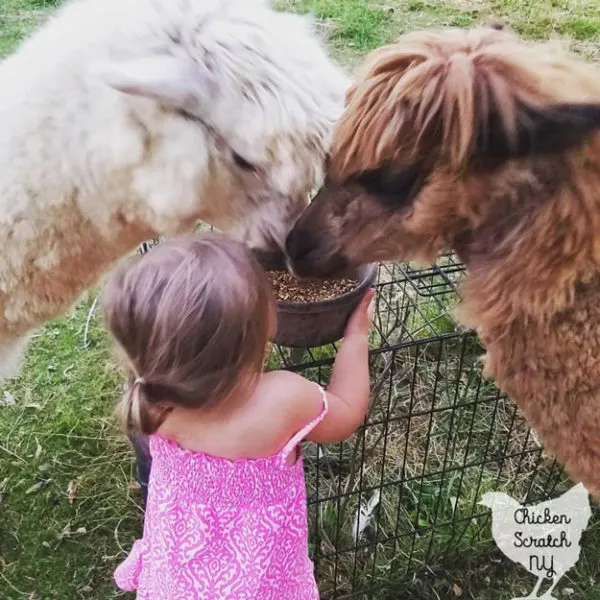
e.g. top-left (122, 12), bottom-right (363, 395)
top-left (306, 289), bottom-right (374, 444)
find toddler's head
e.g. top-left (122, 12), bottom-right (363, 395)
top-left (102, 233), bottom-right (275, 435)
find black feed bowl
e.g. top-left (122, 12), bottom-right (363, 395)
top-left (255, 250), bottom-right (377, 349)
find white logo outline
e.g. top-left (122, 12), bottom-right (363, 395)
top-left (479, 483), bottom-right (592, 599)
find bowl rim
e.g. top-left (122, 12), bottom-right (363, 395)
top-left (273, 263), bottom-right (378, 313)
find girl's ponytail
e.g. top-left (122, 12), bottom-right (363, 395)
top-left (116, 377), bottom-right (170, 435)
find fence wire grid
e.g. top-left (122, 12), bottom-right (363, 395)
top-left (138, 239), bottom-right (569, 599)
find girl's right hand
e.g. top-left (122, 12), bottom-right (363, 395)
top-left (344, 288), bottom-right (375, 337)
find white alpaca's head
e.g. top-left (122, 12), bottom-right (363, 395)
top-left (88, 0), bottom-right (350, 250)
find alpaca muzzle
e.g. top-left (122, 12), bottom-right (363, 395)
top-left (284, 225), bottom-right (349, 279)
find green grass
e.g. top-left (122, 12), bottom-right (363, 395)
top-left (278, 0), bottom-right (393, 49)
top-left (0, 0), bottom-right (46, 56)
top-left (0, 297), bottom-right (140, 599)
top-left (2, 0), bottom-right (600, 599)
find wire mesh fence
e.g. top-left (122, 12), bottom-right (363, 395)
top-left (136, 240), bottom-right (569, 599)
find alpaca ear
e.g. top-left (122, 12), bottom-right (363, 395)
top-left (476, 103), bottom-right (600, 161)
top-left (95, 55), bottom-right (218, 109)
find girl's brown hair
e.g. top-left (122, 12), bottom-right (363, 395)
top-left (102, 233), bottom-right (275, 435)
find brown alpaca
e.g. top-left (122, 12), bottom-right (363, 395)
top-left (285, 26), bottom-right (600, 499)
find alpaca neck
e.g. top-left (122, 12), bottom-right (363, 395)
top-left (0, 202), bottom-right (154, 339)
top-left (454, 241), bottom-right (597, 343)
top-left (453, 157), bottom-right (600, 340)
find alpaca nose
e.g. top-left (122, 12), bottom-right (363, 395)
top-left (285, 227), bottom-right (319, 264)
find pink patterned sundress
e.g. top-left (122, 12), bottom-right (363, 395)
top-left (114, 386), bottom-right (328, 599)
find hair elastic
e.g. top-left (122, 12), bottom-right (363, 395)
top-left (134, 376), bottom-right (146, 386)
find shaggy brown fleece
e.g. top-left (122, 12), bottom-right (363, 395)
top-left (286, 26), bottom-right (600, 499)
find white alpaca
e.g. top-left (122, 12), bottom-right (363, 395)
top-left (0, 0), bottom-right (350, 379)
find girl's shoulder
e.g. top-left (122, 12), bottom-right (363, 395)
top-left (157, 373), bottom-right (326, 461)
top-left (251, 371), bottom-right (325, 450)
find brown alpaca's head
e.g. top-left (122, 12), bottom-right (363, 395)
top-left (285, 26), bottom-right (600, 283)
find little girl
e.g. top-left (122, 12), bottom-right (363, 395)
top-left (103, 233), bottom-right (373, 599)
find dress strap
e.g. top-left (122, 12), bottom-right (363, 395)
top-left (279, 383), bottom-right (328, 463)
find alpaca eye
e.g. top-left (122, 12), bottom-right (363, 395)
top-left (232, 152), bottom-right (256, 172)
top-left (355, 164), bottom-right (427, 210)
